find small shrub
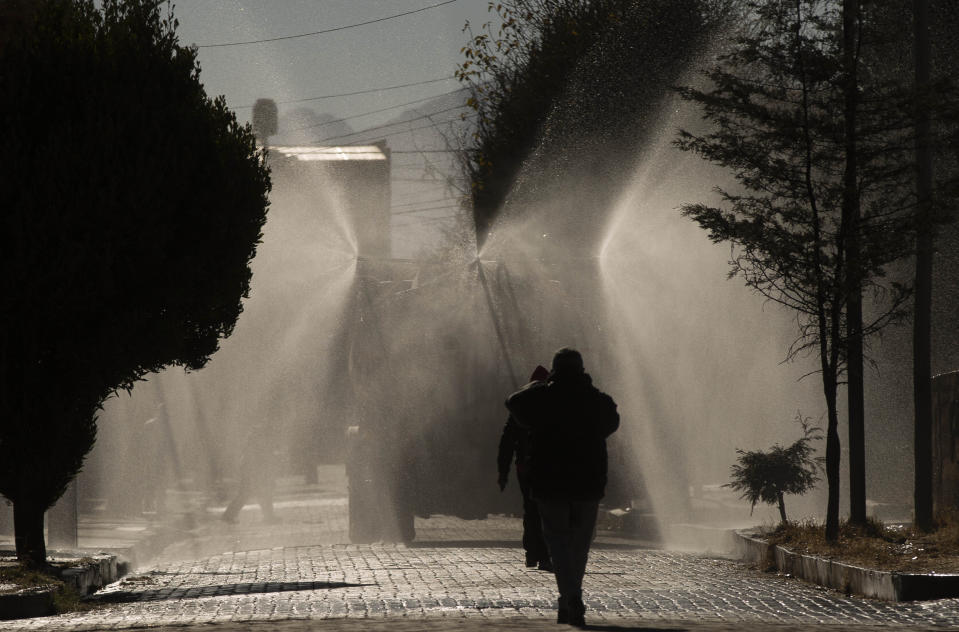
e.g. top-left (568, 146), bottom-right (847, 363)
top-left (725, 414), bottom-right (822, 524)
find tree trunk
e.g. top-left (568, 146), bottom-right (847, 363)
top-left (847, 297), bottom-right (866, 524)
top-left (777, 492), bottom-right (788, 524)
top-left (824, 367), bottom-right (842, 541)
top-left (844, 0), bottom-right (867, 527)
top-left (913, 0), bottom-right (934, 532)
top-left (13, 499), bottom-right (47, 568)
top-left (793, 0), bottom-right (841, 542)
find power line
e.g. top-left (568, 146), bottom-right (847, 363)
top-left (316, 104), bottom-right (468, 143)
top-left (391, 150), bottom-right (458, 154)
top-left (197, 0), bottom-right (459, 48)
top-left (344, 113), bottom-right (477, 145)
top-left (392, 197), bottom-right (460, 209)
top-left (330, 114), bottom-right (476, 146)
top-left (318, 105), bottom-right (467, 141)
top-left (394, 214), bottom-right (459, 225)
top-left (392, 180), bottom-right (451, 189)
top-left (389, 153), bottom-right (462, 158)
top-left (285, 90), bottom-right (464, 133)
top-left (234, 77), bottom-right (456, 109)
top-left (392, 204), bottom-right (462, 215)
top-left (393, 189), bottom-right (453, 202)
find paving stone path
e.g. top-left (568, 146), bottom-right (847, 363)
top-left (6, 494), bottom-right (959, 631)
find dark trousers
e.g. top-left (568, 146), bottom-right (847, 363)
top-left (536, 498), bottom-right (599, 604)
top-left (518, 473), bottom-right (548, 562)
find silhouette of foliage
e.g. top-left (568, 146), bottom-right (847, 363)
top-left (674, 0), bottom-right (959, 541)
top-left (456, 0), bottom-right (726, 249)
top-left (726, 415), bottom-right (822, 524)
top-left (0, 0), bottom-right (270, 567)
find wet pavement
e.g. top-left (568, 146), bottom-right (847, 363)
top-left (3, 478), bottom-right (959, 631)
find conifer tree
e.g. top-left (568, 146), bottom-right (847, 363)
top-left (0, 0), bottom-right (270, 566)
top-left (676, 0), bottom-right (915, 540)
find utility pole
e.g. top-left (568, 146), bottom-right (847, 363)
top-left (913, 0), bottom-right (934, 532)
top-left (843, 0), bottom-right (866, 526)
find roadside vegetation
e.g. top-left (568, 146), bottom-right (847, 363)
top-left (725, 416), bottom-right (822, 525)
top-left (679, 0), bottom-right (959, 540)
top-left (459, 0), bottom-right (959, 551)
top-left (0, 558), bottom-right (104, 614)
top-left (1, 0), bottom-right (270, 567)
top-left (456, 0), bottom-right (728, 248)
top-left (763, 514), bottom-right (959, 574)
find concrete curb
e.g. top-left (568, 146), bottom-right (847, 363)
top-left (0, 552), bottom-right (121, 620)
top-left (0, 515), bottom-right (183, 620)
top-left (56, 552), bottom-right (118, 596)
top-left (732, 529), bottom-right (959, 601)
top-left (0, 587), bottom-right (55, 620)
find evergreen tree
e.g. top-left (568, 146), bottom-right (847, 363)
top-left (0, 0), bottom-right (270, 566)
top-left (726, 415), bottom-right (822, 524)
top-left (865, 0), bottom-right (959, 533)
top-left (456, 0), bottom-right (724, 249)
top-left (676, 0), bottom-right (915, 540)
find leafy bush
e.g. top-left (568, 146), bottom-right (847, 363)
top-left (1, 0), bottom-right (270, 566)
top-left (726, 415), bottom-right (822, 524)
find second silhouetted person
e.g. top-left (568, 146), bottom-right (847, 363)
top-left (505, 347), bottom-right (619, 627)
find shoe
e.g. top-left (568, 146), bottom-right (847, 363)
top-left (525, 553), bottom-right (537, 568)
top-left (537, 559), bottom-right (554, 572)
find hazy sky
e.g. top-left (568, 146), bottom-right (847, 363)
top-left (167, 1), bottom-right (495, 256)
top-left (172, 1), bottom-right (498, 131)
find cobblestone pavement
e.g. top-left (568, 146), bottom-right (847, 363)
top-left (6, 487), bottom-right (959, 631)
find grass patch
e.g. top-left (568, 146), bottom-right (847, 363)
top-left (0, 561), bottom-right (105, 614)
top-left (761, 512), bottom-right (959, 573)
top-left (0, 564), bottom-right (62, 591)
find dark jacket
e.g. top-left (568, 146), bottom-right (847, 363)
top-left (497, 414), bottom-right (532, 480)
top-left (505, 372), bottom-right (619, 501)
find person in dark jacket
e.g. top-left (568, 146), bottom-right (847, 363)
top-left (497, 364), bottom-right (551, 570)
top-left (505, 347), bottom-right (619, 627)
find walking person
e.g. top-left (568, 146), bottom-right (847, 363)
top-left (506, 347), bottom-right (619, 627)
top-left (497, 364), bottom-right (551, 571)
top-left (222, 419), bottom-right (279, 524)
